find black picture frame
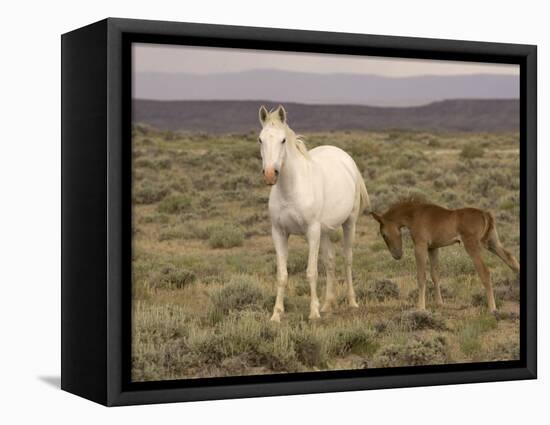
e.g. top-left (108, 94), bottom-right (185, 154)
top-left (61, 17), bottom-right (537, 406)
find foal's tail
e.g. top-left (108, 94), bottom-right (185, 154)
top-left (482, 210), bottom-right (520, 273)
top-left (357, 173), bottom-right (371, 214)
top-left (480, 211), bottom-right (496, 245)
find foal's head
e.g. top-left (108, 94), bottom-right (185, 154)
top-left (371, 212), bottom-right (403, 260)
top-left (258, 105), bottom-right (288, 185)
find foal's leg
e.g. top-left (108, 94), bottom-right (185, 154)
top-left (306, 223), bottom-right (322, 320)
top-left (414, 243), bottom-right (429, 310)
top-left (342, 218), bottom-right (359, 308)
top-left (487, 231), bottom-right (520, 273)
top-left (428, 248), bottom-right (444, 306)
top-left (270, 226), bottom-right (289, 322)
top-left (464, 238), bottom-right (497, 312)
top-left (320, 233), bottom-right (337, 313)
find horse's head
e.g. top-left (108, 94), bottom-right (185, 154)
top-left (258, 105), bottom-right (288, 185)
top-left (371, 212), bottom-right (403, 260)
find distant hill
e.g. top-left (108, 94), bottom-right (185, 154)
top-left (134, 71), bottom-right (519, 106)
top-left (133, 99), bottom-right (519, 133)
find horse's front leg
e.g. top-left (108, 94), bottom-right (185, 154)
top-left (270, 225), bottom-right (289, 322)
top-left (306, 223), bottom-right (321, 320)
top-left (414, 243), bottom-right (428, 310)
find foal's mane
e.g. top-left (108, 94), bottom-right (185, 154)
top-left (386, 195), bottom-right (432, 216)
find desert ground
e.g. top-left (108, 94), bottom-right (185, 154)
top-left (131, 125), bottom-right (520, 382)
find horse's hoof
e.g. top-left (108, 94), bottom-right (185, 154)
top-left (348, 300), bottom-right (359, 309)
top-left (320, 301), bottom-right (334, 313)
top-left (270, 313), bottom-right (281, 322)
top-left (309, 310), bottom-right (321, 320)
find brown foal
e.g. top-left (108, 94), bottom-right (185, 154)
top-left (372, 200), bottom-right (519, 312)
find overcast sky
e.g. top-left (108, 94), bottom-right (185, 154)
top-left (133, 43), bottom-right (519, 77)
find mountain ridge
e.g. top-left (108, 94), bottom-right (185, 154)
top-left (133, 98), bottom-right (519, 133)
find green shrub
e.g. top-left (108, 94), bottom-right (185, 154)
top-left (210, 275), bottom-right (268, 315)
top-left (367, 279), bottom-right (400, 302)
top-left (132, 123), bottom-right (153, 136)
top-left (292, 326), bottom-right (329, 367)
top-left (328, 321), bottom-right (378, 356)
top-left (156, 158), bottom-right (172, 169)
top-left (433, 173), bottom-right (458, 189)
top-left (158, 226), bottom-right (183, 241)
top-left (441, 190), bottom-right (458, 205)
top-left (134, 157), bottom-right (172, 170)
top-left (460, 143), bottom-right (485, 159)
top-left (329, 229), bottom-right (343, 243)
top-left (459, 315), bottom-right (498, 357)
top-left (499, 193), bottom-right (520, 211)
top-left (373, 335), bottom-right (449, 367)
top-left (384, 170), bottom-right (417, 186)
top-left (490, 340), bottom-right (519, 360)
top-left (221, 175), bottom-right (255, 190)
top-left (151, 264), bottom-right (196, 289)
top-left (142, 213), bottom-right (170, 224)
top-left (134, 181), bottom-right (169, 204)
top-left (393, 151), bottom-right (427, 170)
top-left (157, 195), bottom-right (192, 214)
top-left (187, 311), bottom-right (270, 364)
top-left (208, 225), bottom-right (244, 248)
top-left (494, 285), bottom-right (519, 302)
top-left (288, 251), bottom-right (309, 274)
top-left (259, 328), bottom-right (300, 371)
top-left (400, 310), bottom-right (446, 331)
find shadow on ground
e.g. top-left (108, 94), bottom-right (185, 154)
top-left (38, 376), bottom-right (61, 389)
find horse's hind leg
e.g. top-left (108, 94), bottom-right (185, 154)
top-left (306, 223), bottom-right (322, 320)
top-left (464, 238), bottom-right (497, 312)
top-left (428, 248), bottom-right (444, 306)
top-left (320, 233), bottom-right (337, 313)
top-left (486, 229), bottom-right (520, 273)
top-left (342, 218), bottom-right (359, 308)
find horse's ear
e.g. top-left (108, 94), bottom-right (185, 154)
top-left (371, 212), bottom-right (383, 224)
top-left (275, 105), bottom-right (287, 124)
top-left (259, 105), bottom-right (268, 126)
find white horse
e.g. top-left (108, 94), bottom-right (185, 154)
top-left (258, 105), bottom-right (371, 322)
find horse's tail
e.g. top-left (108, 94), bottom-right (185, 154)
top-left (357, 172), bottom-right (371, 214)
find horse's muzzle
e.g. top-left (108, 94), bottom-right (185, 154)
top-left (263, 167), bottom-right (279, 185)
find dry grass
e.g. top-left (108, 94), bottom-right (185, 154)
top-left (131, 127), bottom-right (520, 381)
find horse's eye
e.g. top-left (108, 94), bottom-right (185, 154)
top-left (258, 138), bottom-right (262, 144)
top-left (281, 138), bottom-right (286, 144)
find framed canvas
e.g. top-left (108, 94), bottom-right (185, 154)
top-left (61, 18), bottom-right (537, 406)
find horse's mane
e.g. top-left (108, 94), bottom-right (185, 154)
top-left (293, 134), bottom-right (309, 158)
